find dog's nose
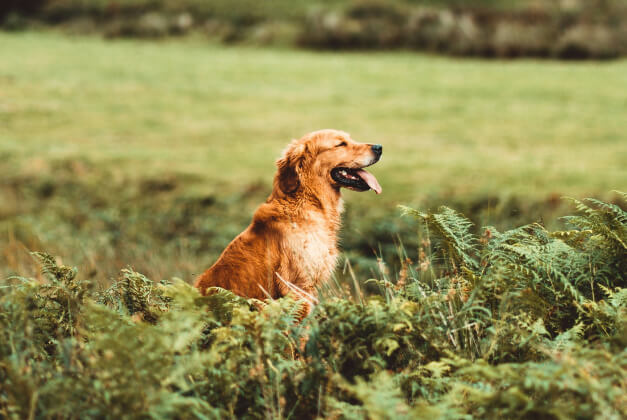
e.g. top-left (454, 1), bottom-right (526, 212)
top-left (371, 144), bottom-right (382, 157)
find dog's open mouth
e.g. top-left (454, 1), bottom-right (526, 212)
top-left (331, 167), bottom-right (382, 194)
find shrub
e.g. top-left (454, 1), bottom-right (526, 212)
top-left (0, 0), bottom-right (47, 19)
top-left (3, 0), bottom-right (627, 58)
top-left (299, 0), bottom-right (627, 59)
top-left (1, 193), bottom-right (625, 418)
top-left (1, 12), bottom-right (30, 31)
top-left (554, 24), bottom-right (619, 59)
top-left (491, 21), bottom-right (553, 57)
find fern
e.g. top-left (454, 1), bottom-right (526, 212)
top-left (401, 194), bottom-right (626, 361)
top-left (1, 194), bottom-right (625, 419)
top-left (562, 196), bottom-right (627, 251)
top-left (400, 205), bottom-right (479, 273)
top-left (100, 268), bottom-right (171, 323)
top-left (32, 251), bottom-right (78, 284)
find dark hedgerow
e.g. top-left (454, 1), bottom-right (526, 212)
top-left (3, 1), bottom-right (627, 59)
top-left (0, 193), bottom-right (625, 419)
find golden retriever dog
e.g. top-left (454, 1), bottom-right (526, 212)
top-left (194, 129), bottom-right (382, 314)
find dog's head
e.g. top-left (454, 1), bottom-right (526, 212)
top-left (275, 129), bottom-right (382, 196)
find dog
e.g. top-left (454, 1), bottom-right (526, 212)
top-left (194, 129), bottom-right (382, 315)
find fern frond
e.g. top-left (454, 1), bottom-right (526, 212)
top-left (551, 322), bottom-right (585, 350)
top-left (401, 205), bottom-right (478, 272)
top-left (31, 251), bottom-right (77, 283)
top-left (562, 196), bottom-right (627, 251)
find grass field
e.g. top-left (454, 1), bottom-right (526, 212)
top-left (1, 31), bottom-right (625, 200)
top-left (0, 31), bottom-right (625, 283)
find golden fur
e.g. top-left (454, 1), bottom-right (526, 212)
top-left (194, 129), bottom-right (382, 314)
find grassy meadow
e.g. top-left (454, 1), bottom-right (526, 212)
top-left (0, 31), bottom-right (626, 419)
top-left (1, 31), bottom-right (626, 282)
top-left (2, 31), bottom-right (626, 198)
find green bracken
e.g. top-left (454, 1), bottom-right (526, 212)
top-left (1, 194), bottom-right (624, 419)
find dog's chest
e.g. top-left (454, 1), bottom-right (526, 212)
top-left (284, 218), bottom-right (338, 285)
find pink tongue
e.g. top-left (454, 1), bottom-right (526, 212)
top-left (355, 169), bottom-right (382, 194)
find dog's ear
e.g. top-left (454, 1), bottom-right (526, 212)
top-left (276, 142), bottom-right (305, 195)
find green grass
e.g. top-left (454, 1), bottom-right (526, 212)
top-left (0, 30), bottom-right (625, 285)
top-left (1, 31), bottom-right (625, 203)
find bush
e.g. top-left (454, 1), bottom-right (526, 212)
top-left (554, 24), bottom-right (619, 59)
top-left (491, 21), bottom-right (553, 57)
top-left (3, 0), bottom-right (627, 59)
top-left (0, 0), bottom-right (47, 19)
top-left (298, 0), bottom-right (627, 59)
top-left (1, 193), bottom-right (625, 418)
top-left (1, 12), bottom-right (29, 31)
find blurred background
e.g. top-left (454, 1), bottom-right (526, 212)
top-left (1, 0), bottom-right (625, 286)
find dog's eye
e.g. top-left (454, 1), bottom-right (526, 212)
top-left (335, 141), bottom-right (347, 147)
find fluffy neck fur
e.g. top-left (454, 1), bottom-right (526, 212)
top-left (265, 172), bottom-right (344, 232)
